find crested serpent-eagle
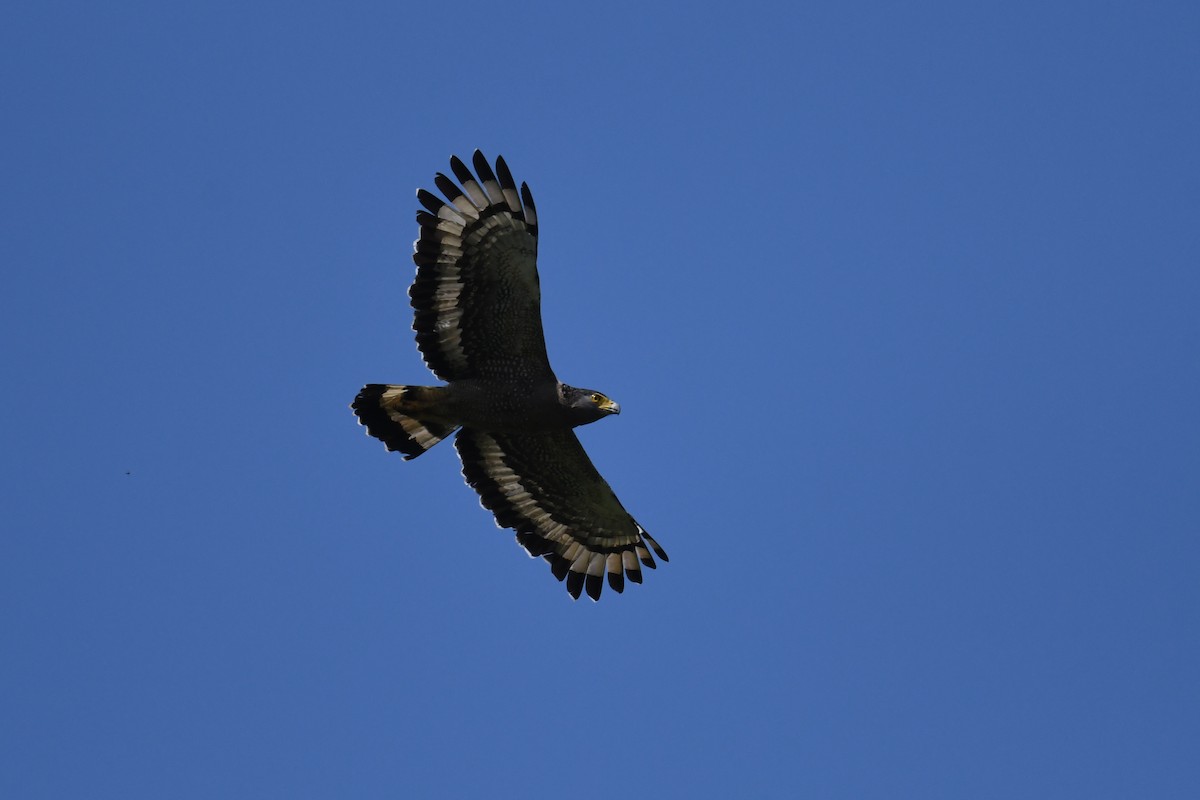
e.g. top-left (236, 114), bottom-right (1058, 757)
top-left (352, 151), bottom-right (668, 601)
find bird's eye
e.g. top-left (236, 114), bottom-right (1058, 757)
top-left (591, 393), bottom-right (602, 403)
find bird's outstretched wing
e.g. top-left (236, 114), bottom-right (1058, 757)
top-left (410, 151), bottom-right (553, 383)
top-left (455, 429), bottom-right (669, 601)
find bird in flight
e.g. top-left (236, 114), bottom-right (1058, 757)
top-left (352, 151), bottom-right (667, 601)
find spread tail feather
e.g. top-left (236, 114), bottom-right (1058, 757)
top-left (352, 384), bottom-right (459, 460)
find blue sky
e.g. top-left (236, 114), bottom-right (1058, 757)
top-left (3, 1), bottom-right (1199, 797)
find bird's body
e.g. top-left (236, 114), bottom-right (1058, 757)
top-left (357, 380), bottom-right (608, 434)
top-left (352, 151), bottom-right (667, 601)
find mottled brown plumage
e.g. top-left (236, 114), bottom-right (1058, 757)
top-left (352, 151), bottom-right (667, 601)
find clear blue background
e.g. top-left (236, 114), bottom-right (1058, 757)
top-left (3, 1), bottom-right (1198, 797)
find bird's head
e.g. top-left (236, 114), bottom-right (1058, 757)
top-left (561, 384), bottom-right (620, 425)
